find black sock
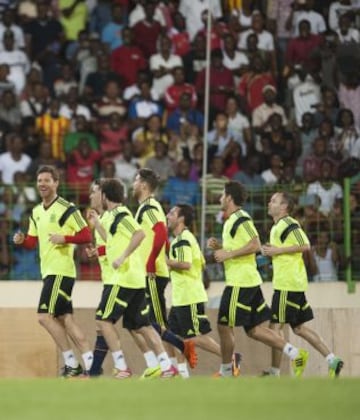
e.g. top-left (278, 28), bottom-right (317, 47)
top-left (89, 335), bottom-right (108, 376)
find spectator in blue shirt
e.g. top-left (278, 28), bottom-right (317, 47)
top-left (166, 92), bottom-right (204, 134)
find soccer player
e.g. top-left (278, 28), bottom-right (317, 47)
top-left (262, 191), bottom-right (344, 378)
top-left (13, 165), bottom-right (94, 378)
top-left (88, 178), bottom-right (177, 378)
top-left (132, 168), bottom-right (197, 377)
top-left (166, 204), bottom-right (222, 375)
top-left (208, 181), bottom-right (309, 377)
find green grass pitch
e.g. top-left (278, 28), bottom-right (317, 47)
top-left (1, 377), bottom-right (359, 420)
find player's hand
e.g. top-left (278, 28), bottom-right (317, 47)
top-left (261, 244), bottom-right (276, 256)
top-left (49, 233), bottom-right (65, 244)
top-left (214, 249), bottom-right (230, 263)
top-left (13, 231), bottom-right (25, 245)
top-left (147, 272), bottom-right (156, 279)
top-left (207, 237), bottom-right (220, 250)
top-left (113, 255), bottom-right (125, 269)
top-left (87, 209), bottom-right (99, 227)
top-left (86, 245), bottom-right (98, 259)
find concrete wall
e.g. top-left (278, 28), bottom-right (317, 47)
top-left (1, 281), bottom-right (358, 377)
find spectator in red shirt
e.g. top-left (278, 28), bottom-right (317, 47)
top-left (164, 66), bottom-right (197, 113)
top-left (132, 0), bottom-right (164, 59)
top-left (285, 19), bottom-right (323, 74)
top-left (110, 26), bottom-right (147, 87)
top-left (238, 53), bottom-right (276, 114)
top-left (168, 11), bottom-right (190, 57)
top-left (196, 49), bottom-right (234, 118)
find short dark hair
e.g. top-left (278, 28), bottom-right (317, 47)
top-left (176, 204), bottom-right (194, 227)
top-left (279, 191), bottom-right (295, 214)
top-left (138, 168), bottom-right (159, 191)
top-left (224, 181), bottom-right (247, 206)
top-left (36, 165), bottom-right (60, 182)
top-left (101, 179), bottom-right (124, 203)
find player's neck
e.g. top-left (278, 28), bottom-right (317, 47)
top-left (107, 202), bottom-right (121, 211)
top-left (139, 191), bottom-right (153, 203)
top-left (42, 194), bottom-right (57, 208)
top-left (274, 212), bottom-right (288, 223)
top-left (174, 224), bottom-right (186, 237)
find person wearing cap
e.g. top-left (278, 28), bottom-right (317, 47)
top-left (252, 84), bottom-right (288, 135)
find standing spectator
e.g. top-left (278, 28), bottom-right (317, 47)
top-left (63, 114), bottom-right (98, 155)
top-left (132, 0), bottom-right (164, 59)
top-left (222, 34), bottom-right (250, 84)
top-left (286, 0), bottom-right (326, 37)
top-left (101, 2), bottom-right (124, 51)
top-left (150, 35), bottom-right (182, 100)
top-left (59, 0), bottom-right (88, 44)
top-left (98, 111), bottom-right (128, 158)
top-left (295, 112), bottom-right (317, 176)
top-left (0, 133), bottom-right (31, 184)
top-left (329, 0), bottom-right (354, 31)
top-left (110, 26), bottom-right (147, 88)
top-left (312, 231), bottom-right (339, 282)
top-left (336, 12), bottom-right (360, 44)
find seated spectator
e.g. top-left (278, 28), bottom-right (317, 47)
top-left (66, 137), bottom-right (102, 204)
top-left (0, 63), bottom-right (15, 95)
top-left (0, 29), bottom-right (30, 94)
top-left (0, 89), bottom-right (22, 128)
top-left (144, 140), bottom-right (175, 184)
top-left (189, 142), bottom-right (204, 182)
top-left (150, 35), bottom-right (182, 99)
top-left (336, 12), bottom-right (360, 44)
top-left (111, 141), bottom-right (139, 193)
top-left (329, 1), bottom-right (354, 32)
top-left (123, 69), bottom-right (159, 102)
top-left (168, 10), bottom-right (190, 57)
top-left (222, 33), bottom-right (249, 85)
top-left (0, 8), bottom-right (25, 52)
top-left (338, 73), bottom-right (360, 131)
top-left (59, 0), bottom-right (88, 45)
top-left (166, 91), bottom-right (204, 135)
top-left (303, 136), bottom-right (333, 183)
top-left (232, 153), bottom-right (265, 191)
top-left (26, 140), bottom-right (62, 181)
top-left (101, 2), bottom-right (124, 51)
top-left (297, 193), bottom-right (329, 237)
top-left (252, 85), bottom-right (288, 135)
top-left (95, 79), bottom-right (126, 119)
top-left (223, 142), bottom-right (243, 179)
top-left (285, 19), bottom-right (323, 74)
top-left (20, 81), bottom-right (49, 118)
top-left (207, 111), bottom-right (241, 161)
top-left (311, 230), bottom-right (339, 282)
top-left (128, 80), bottom-right (162, 128)
top-left (306, 158), bottom-right (343, 216)
top-left (196, 9), bottom-right (225, 52)
top-left (196, 48), bottom-right (234, 118)
top-left (164, 66), bottom-right (197, 113)
top-left (98, 111), bottom-right (129, 158)
top-left (260, 113), bottom-right (299, 167)
top-left (288, 0), bottom-right (326, 37)
top-left (60, 85), bottom-right (92, 124)
top-left (230, 0), bottom-right (254, 31)
top-left (36, 98), bottom-right (71, 161)
top-left (238, 53), bottom-right (276, 115)
top-left (295, 111), bottom-right (317, 176)
top-left (261, 153), bottom-right (284, 186)
top-left (53, 62), bottom-right (78, 99)
top-left (110, 26), bottom-right (147, 88)
top-left (63, 115), bottom-right (98, 155)
top-left (133, 0), bottom-right (164, 59)
top-left (0, 133), bottom-right (31, 184)
top-left (332, 108), bottom-right (360, 160)
top-left (132, 114), bottom-right (168, 167)
top-left (313, 87), bottom-right (340, 127)
top-left (12, 170), bottom-right (37, 207)
top-left (0, 185), bottom-right (25, 224)
top-left (183, 32), bottom-right (207, 84)
top-left (161, 158), bottom-right (200, 208)
top-left (238, 11), bottom-right (277, 75)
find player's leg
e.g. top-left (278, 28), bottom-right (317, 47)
top-left (37, 275), bottom-right (83, 377)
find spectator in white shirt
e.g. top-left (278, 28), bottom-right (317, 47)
top-left (328, 0), bottom-right (354, 31)
top-left (0, 133), bottom-right (31, 184)
top-left (0, 8), bottom-right (25, 52)
top-left (336, 12), bottom-right (360, 44)
top-left (286, 0), bottom-right (326, 37)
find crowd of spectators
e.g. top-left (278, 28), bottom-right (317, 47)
top-left (0, 0), bottom-right (360, 282)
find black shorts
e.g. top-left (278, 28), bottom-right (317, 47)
top-left (38, 275), bottom-right (74, 316)
top-left (168, 302), bottom-right (212, 338)
top-left (146, 276), bottom-right (169, 327)
top-left (218, 285), bottom-right (271, 332)
top-left (270, 290), bottom-right (314, 328)
top-left (96, 285), bottom-right (150, 330)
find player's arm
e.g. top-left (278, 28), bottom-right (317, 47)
top-left (167, 258), bottom-right (191, 271)
top-left (13, 231), bottom-right (38, 249)
top-left (214, 236), bottom-right (261, 263)
top-left (49, 226), bottom-right (92, 244)
top-left (113, 229), bottom-right (145, 269)
top-left (146, 221), bottom-right (168, 273)
top-left (262, 226), bottom-right (310, 256)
